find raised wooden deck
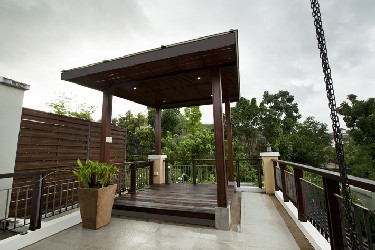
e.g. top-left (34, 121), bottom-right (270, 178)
top-left (112, 184), bottom-right (234, 226)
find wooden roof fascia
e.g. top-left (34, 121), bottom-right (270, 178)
top-left (233, 31), bottom-right (241, 99)
top-left (61, 32), bottom-right (237, 81)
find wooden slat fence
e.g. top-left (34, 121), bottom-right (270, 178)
top-left (9, 108), bottom-right (126, 218)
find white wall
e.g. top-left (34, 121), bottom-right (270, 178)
top-left (0, 79), bottom-right (28, 221)
top-left (351, 186), bottom-right (375, 210)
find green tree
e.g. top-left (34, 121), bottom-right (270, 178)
top-left (338, 94), bottom-right (375, 180)
top-left (286, 117), bottom-right (331, 167)
top-left (147, 108), bottom-right (185, 136)
top-left (184, 106), bottom-right (202, 134)
top-left (230, 97), bottom-right (264, 157)
top-left (260, 90), bottom-right (301, 148)
top-left (112, 111), bottom-right (153, 161)
top-left (162, 125), bottom-right (214, 163)
top-left (47, 93), bottom-right (96, 121)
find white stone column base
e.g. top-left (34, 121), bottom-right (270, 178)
top-left (148, 155), bottom-right (167, 184)
top-left (215, 205), bottom-right (231, 230)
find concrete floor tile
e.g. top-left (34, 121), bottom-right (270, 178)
top-left (155, 223), bottom-right (201, 238)
top-left (199, 228), bottom-right (245, 243)
top-left (23, 191), bottom-right (300, 250)
top-left (244, 232), bottom-right (299, 249)
top-left (139, 235), bottom-right (197, 250)
top-left (24, 240), bottom-right (94, 250)
top-left (192, 238), bottom-right (245, 250)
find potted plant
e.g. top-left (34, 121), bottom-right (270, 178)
top-left (73, 159), bottom-right (118, 229)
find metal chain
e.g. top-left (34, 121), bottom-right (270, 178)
top-left (309, 0), bottom-right (357, 248)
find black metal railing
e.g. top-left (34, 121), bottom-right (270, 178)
top-left (166, 160), bottom-right (216, 184)
top-left (235, 158), bottom-right (262, 188)
top-left (164, 158), bottom-right (262, 187)
top-left (0, 161), bottom-right (152, 236)
top-left (0, 169), bottom-right (81, 234)
top-left (273, 159), bottom-right (375, 249)
top-left (124, 161), bottom-right (153, 193)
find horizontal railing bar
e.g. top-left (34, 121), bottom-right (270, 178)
top-left (124, 161), bottom-right (149, 164)
top-left (0, 168), bottom-right (74, 179)
top-left (274, 159), bottom-right (375, 192)
top-left (192, 158), bottom-right (261, 161)
top-left (0, 161), bottom-right (125, 180)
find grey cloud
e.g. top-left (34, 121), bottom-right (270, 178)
top-left (0, 0), bottom-right (374, 129)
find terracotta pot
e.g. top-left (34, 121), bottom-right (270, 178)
top-left (78, 184), bottom-right (117, 229)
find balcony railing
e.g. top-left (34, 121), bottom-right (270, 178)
top-left (1, 157), bottom-right (261, 237)
top-left (0, 161), bottom-right (153, 236)
top-left (273, 159), bottom-right (375, 249)
top-left (164, 158), bottom-right (262, 187)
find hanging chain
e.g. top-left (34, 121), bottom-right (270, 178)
top-left (309, 0), bottom-right (357, 248)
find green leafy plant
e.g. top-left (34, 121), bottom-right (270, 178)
top-left (73, 159), bottom-right (118, 188)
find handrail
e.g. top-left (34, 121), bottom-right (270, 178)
top-left (274, 159), bottom-right (375, 192)
top-left (0, 167), bottom-right (76, 179)
top-left (273, 159), bottom-right (375, 249)
top-left (124, 161), bottom-right (149, 164)
top-left (0, 161), bottom-right (126, 180)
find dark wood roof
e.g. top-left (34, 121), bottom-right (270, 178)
top-left (61, 30), bottom-right (240, 109)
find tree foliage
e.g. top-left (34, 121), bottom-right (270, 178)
top-left (338, 94), bottom-right (375, 180)
top-left (147, 108), bottom-right (185, 137)
top-left (112, 111), bottom-right (153, 161)
top-left (47, 93), bottom-right (96, 121)
top-left (230, 91), bottom-right (331, 167)
top-left (259, 90), bottom-right (301, 147)
top-left (230, 97), bottom-right (264, 158)
top-left (184, 106), bottom-right (202, 135)
top-left (284, 117), bottom-right (331, 167)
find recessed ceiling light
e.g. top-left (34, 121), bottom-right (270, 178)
top-left (197, 77), bottom-right (201, 80)
top-left (163, 100), bottom-right (166, 103)
top-left (211, 94), bottom-right (213, 97)
top-left (133, 87), bottom-right (137, 90)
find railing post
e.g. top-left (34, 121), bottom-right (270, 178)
top-left (164, 160), bottom-right (169, 184)
top-left (273, 161), bottom-right (279, 191)
top-left (29, 173), bottom-right (44, 231)
top-left (149, 161), bottom-right (154, 186)
top-left (192, 160), bottom-right (197, 185)
top-left (236, 160), bottom-right (240, 187)
top-left (293, 168), bottom-right (307, 222)
top-left (323, 177), bottom-right (344, 250)
top-left (279, 162), bottom-right (289, 202)
top-left (257, 159), bottom-right (262, 188)
top-left (129, 163), bottom-right (136, 194)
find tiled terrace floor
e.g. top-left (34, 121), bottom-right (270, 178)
top-left (23, 191), bottom-right (299, 250)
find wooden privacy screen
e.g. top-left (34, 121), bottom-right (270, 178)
top-left (9, 108), bottom-right (126, 218)
top-left (15, 108), bottom-right (126, 170)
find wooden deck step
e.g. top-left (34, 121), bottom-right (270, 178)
top-left (112, 183), bottom-right (234, 226)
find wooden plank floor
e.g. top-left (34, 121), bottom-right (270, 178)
top-left (113, 184), bottom-right (234, 224)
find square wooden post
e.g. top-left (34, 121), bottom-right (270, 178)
top-left (100, 89), bottom-right (112, 163)
top-left (323, 177), bottom-right (344, 249)
top-left (279, 162), bottom-right (289, 202)
top-left (293, 168), bottom-right (307, 221)
top-left (211, 66), bottom-right (227, 208)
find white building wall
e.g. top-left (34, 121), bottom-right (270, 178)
top-left (0, 77), bottom-right (29, 221)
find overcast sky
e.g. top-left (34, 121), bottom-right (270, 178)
top-left (1, 0), bottom-right (374, 129)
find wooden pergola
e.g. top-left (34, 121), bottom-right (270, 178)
top-left (61, 30), bottom-right (240, 208)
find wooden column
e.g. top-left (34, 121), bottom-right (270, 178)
top-left (99, 89), bottom-right (112, 163)
top-left (212, 66), bottom-right (227, 208)
top-left (294, 168), bottom-right (307, 222)
top-left (279, 162), bottom-right (289, 202)
top-left (323, 177), bottom-right (344, 249)
top-left (155, 107), bottom-right (161, 155)
top-left (225, 98), bottom-right (234, 182)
